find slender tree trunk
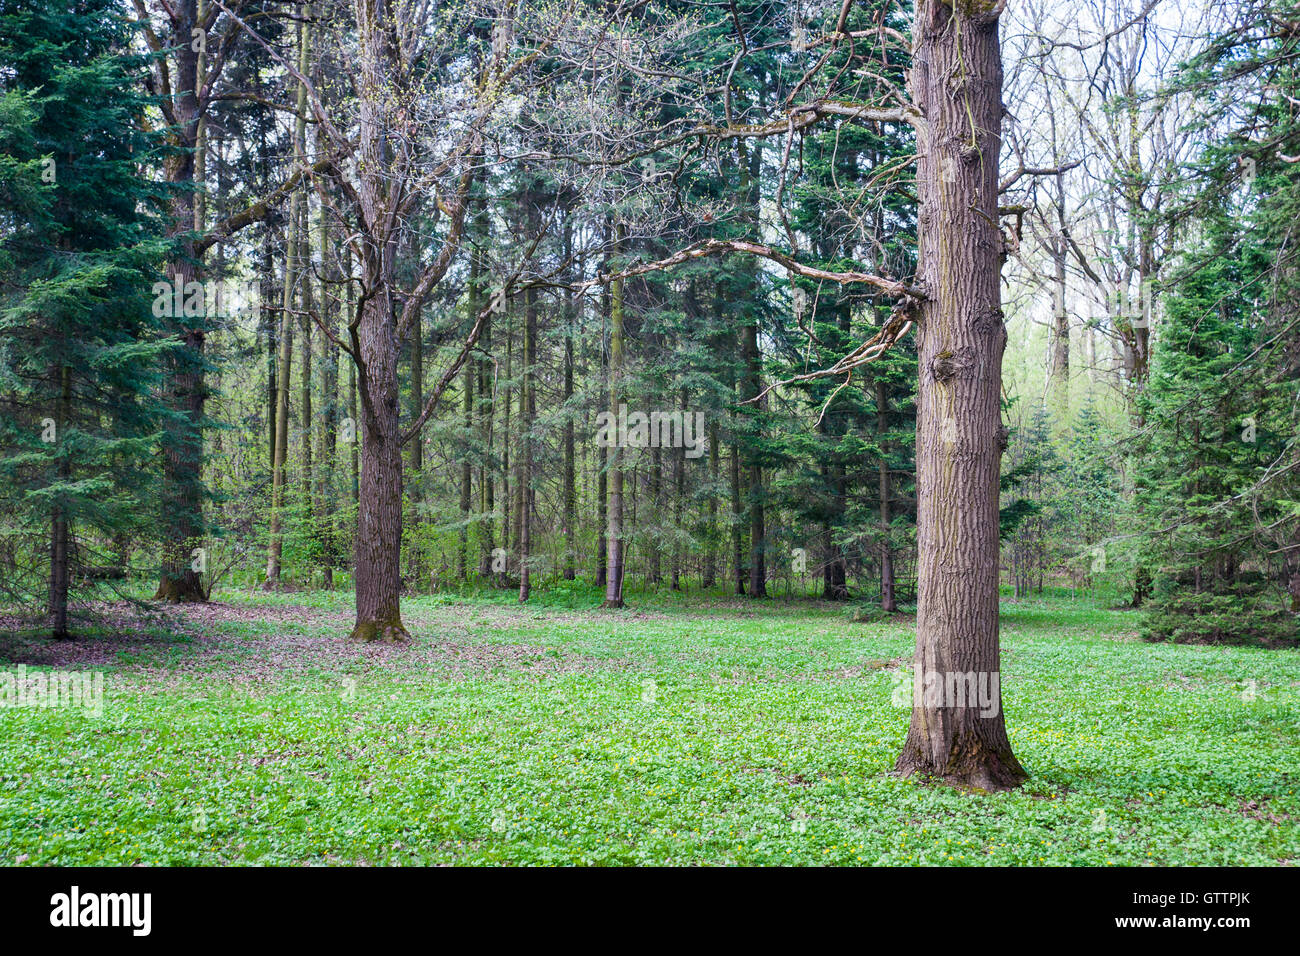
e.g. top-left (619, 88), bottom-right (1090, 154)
top-left (299, 200), bottom-right (314, 556)
top-left (822, 451), bottom-right (849, 600)
top-left (703, 417), bottom-right (719, 589)
top-left (318, 177), bottom-right (339, 590)
top-left (730, 435), bottom-right (745, 596)
top-left (502, 306), bottom-right (513, 565)
top-left (459, 351), bottom-right (473, 582)
top-left (1049, 170), bottom-right (1070, 421)
top-left (477, 297), bottom-right (495, 579)
top-left (263, 233), bottom-right (278, 470)
top-left (596, 445), bottom-right (608, 586)
top-left (894, 0), bottom-right (1026, 791)
top-left (563, 229), bottom-right (577, 581)
top-left (738, 139), bottom-right (766, 598)
top-left (264, 11), bottom-right (309, 587)
top-left (461, 201), bottom-right (485, 581)
top-left (346, 250), bottom-right (359, 510)
top-left (671, 388), bottom-right (686, 590)
top-left (265, 218), bottom-right (297, 585)
top-left (48, 365), bottom-right (72, 638)
top-left (877, 378), bottom-right (897, 612)
top-left (603, 240), bottom-right (626, 608)
top-left (408, 302), bottom-right (424, 585)
top-left (648, 448), bottom-right (662, 585)
top-left (596, 277), bottom-right (610, 587)
top-left (519, 283), bottom-right (537, 602)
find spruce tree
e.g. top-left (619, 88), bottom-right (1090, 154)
top-left (0, 0), bottom-right (173, 635)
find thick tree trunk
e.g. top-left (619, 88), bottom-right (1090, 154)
top-left (350, 294), bottom-right (410, 643)
top-left (348, 0), bottom-right (411, 639)
top-left (894, 0), bottom-right (1026, 792)
top-left (154, 0), bottom-right (207, 604)
top-left (155, 250), bottom-right (208, 603)
top-left (341, 0), bottom-right (483, 626)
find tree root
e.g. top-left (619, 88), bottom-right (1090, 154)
top-left (348, 616), bottom-right (411, 643)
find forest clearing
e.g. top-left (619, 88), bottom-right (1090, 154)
top-left (2, 588), bottom-right (1296, 866)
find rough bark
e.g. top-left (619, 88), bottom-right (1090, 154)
top-left (894, 0), bottom-right (1027, 792)
top-left (153, 0), bottom-right (206, 603)
top-left (350, 293), bottom-right (410, 643)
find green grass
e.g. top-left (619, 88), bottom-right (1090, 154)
top-left (1, 588), bottom-right (1296, 865)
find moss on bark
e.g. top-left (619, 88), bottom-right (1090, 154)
top-left (348, 615), bottom-right (410, 643)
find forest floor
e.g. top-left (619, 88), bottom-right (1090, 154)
top-left (1, 588), bottom-right (1297, 865)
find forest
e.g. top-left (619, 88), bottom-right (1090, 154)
top-left (0, 0), bottom-right (1298, 873)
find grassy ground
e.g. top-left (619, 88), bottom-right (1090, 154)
top-left (1, 587), bottom-right (1296, 866)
